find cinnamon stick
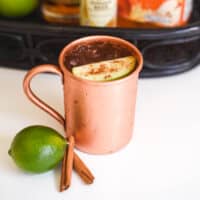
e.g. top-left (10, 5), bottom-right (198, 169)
top-left (60, 147), bottom-right (67, 192)
top-left (60, 137), bottom-right (95, 192)
top-left (73, 152), bottom-right (95, 184)
top-left (64, 136), bottom-right (74, 189)
top-left (60, 136), bottom-right (74, 192)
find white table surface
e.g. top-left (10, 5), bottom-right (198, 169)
top-left (0, 65), bottom-right (200, 200)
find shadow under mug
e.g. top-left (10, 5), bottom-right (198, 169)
top-left (23, 35), bottom-right (143, 154)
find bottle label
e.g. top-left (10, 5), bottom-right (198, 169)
top-left (183, 0), bottom-right (193, 21)
top-left (81, 0), bottom-right (117, 27)
top-left (118, 0), bottom-right (193, 27)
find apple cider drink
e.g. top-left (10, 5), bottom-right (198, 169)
top-left (64, 41), bottom-right (137, 81)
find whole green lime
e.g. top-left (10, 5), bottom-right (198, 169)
top-left (8, 125), bottom-right (67, 173)
top-left (0, 0), bottom-right (38, 18)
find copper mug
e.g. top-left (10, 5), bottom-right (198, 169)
top-left (23, 36), bottom-right (143, 154)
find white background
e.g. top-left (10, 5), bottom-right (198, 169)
top-left (0, 65), bottom-right (200, 200)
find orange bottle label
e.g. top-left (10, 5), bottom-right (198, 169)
top-left (118, 0), bottom-right (193, 27)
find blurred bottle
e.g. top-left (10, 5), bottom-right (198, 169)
top-left (80, 0), bottom-right (117, 27)
top-left (41, 0), bottom-right (80, 25)
top-left (118, 0), bottom-right (193, 28)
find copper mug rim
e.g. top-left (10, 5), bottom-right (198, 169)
top-left (58, 35), bottom-right (143, 86)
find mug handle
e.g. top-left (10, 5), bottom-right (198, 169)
top-left (23, 65), bottom-right (96, 183)
top-left (23, 64), bottom-right (65, 127)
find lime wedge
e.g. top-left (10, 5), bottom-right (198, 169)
top-left (72, 56), bottom-right (136, 82)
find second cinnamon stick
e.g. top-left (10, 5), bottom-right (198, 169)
top-left (64, 136), bottom-right (75, 189)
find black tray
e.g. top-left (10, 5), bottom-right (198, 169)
top-left (0, 0), bottom-right (199, 78)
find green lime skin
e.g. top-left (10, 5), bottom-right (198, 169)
top-left (8, 125), bottom-right (67, 173)
top-left (0, 0), bottom-right (38, 18)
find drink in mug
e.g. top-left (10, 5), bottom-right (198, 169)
top-left (23, 36), bottom-right (143, 154)
top-left (64, 40), bottom-right (137, 81)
